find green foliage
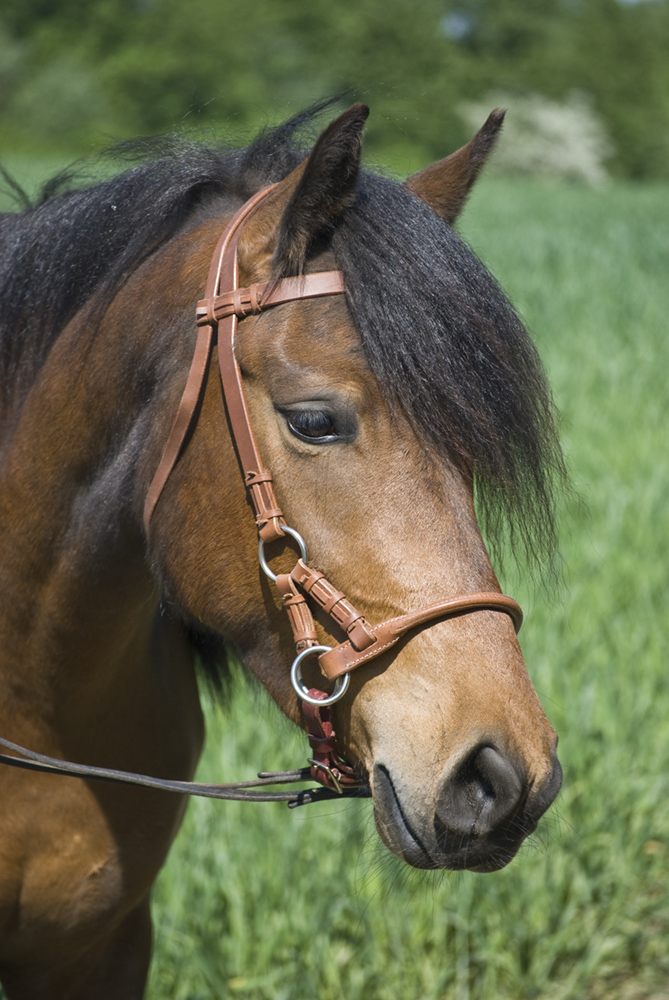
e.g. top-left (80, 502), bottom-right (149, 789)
top-left (461, 92), bottom-right (613, 184)
top-left (141, 176), bottom-right (669, 998)
top-left (6, 56), bottom-right (109, 143)
top-left (1, 0), bottom-right (668, 178)
top-left (0, 24), bottom-right (27, 113)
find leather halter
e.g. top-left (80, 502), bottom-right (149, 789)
top-left (0, 184), bottom-right (522, 806)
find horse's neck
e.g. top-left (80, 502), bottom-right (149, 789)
top-left (0, 303), bottom-right (161, 727)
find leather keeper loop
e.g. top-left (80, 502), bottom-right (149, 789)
top-left (291, 560), bottom-right (323, 591)
top-left (245, 470), bottom-right (274, 486)
top-left (195, 298), bottom-right (217, 327)
top-left (321, 587), bottom-right (346, 615)
top-left (247, 480), bottom-right (284, 530)
top-left (275, 574), bottom-right (318, 647)
top-left (285, 606), bottom-right (318, 647)
top-left (332, 603), bottom-right (374, 647)
top-left (290, 560), bottom-right (375, 648)
top-left (256, 508), bottom-right (284, 525)
top-left (308, 733), bottom-right (337, 753)
top-left (347, 618), bottom-right (377, 650)
top-left (258, 517), bottom-right (286, 543)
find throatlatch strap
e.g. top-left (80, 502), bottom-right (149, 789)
top-left (143, 322), bottom-right (214, 534)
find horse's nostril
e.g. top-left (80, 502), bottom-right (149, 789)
top-left (436, 744), bottom-right (525, 837)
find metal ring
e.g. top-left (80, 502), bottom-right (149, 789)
top-left (290, 646), bottom-right (350, 706)
top-left (257, 525), bottom-right (308, 582)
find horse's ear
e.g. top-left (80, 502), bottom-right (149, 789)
top-left (274, 102), bottom-right (369, 274)
top-left (239, 103), bottom-right (369, 278)
top-left (405, 109), bottom-right (505, 225)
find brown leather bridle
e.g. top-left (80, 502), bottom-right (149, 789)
top-left (145, 184), bottom-right (523, 792)
top-left (0, 184), bottom-right (522, 806)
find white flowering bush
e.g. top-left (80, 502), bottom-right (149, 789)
top-left (461, 91), bottom-right (613, 185)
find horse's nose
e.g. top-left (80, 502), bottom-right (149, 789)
top-left (435, 744), bottom-right (525, 836)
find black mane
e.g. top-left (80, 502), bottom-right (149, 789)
top-left (334, 176), bottom-right (565, 569)
top-left (0, 110), bottom-right (316, 414)
top-left (0, 105), bottom-right (564, 569)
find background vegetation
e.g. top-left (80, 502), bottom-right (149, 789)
top-left (1, 1), bottom-right (667, 997)
top-left (1, 0), bottom-right (669, 178)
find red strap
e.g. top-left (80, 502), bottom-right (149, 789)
top-left (301, 692), bottom-right (363, 792)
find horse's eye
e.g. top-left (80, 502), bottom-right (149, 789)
top-left (286, 409), bottom-right (339, 443)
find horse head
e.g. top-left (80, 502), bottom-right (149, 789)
top-left (143, 104), bottom-right (562, 872)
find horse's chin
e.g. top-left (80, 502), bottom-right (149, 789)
top-left (371, 764), bottom-right (536, 872)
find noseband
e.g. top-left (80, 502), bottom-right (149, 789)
top-left (0, 185), bottom-right (522, 806)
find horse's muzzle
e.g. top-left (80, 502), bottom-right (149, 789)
top-left (372, 746), bottom-right (562, 871)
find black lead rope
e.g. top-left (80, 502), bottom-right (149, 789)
top-left (0, 737), bottom-right (370, 809)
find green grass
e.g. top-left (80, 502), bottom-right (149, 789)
top-left (2, 158), bottom-right (668, 997)
top-left (0, 150), bottom-right (123, 210)
top-left (0, 153), bottom-right (82, 209)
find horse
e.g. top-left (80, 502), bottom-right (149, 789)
top-left (0, 102), bottom-right (564, 998)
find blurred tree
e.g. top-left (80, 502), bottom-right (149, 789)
top-left (0, 0), bottom-right (667, 178)
top-left (0, 25), bottom-right (28, 115)
top-left (568, 0), bottom-right (669, 178)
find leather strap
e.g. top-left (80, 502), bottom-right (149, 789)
top-left (209, 201), bottom-right (345, 541)
top-left (290, 559), bottom-right (376, 650)
top-left (302, 693), bottom-right (361, 792)
top-left (275, 573), bottom-right (319, 651)
top-left (0, 737), bottom-right (368, 806)
top-left (144, 184), bottom-right (347, 542)
top-left (144, 186), bottom-right (278, 536)
top-left (318, 592), bottom-right (523, 679)
top-left (143, 322), bottom-right (214, 534)
top-left (196, 272), bottom-right (346, 325)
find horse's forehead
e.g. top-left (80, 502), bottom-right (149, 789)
top-left (238, 291), bottom-right (377, 397)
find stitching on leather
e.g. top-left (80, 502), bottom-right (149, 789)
top-left (322, 637), bottom-right (397, 673)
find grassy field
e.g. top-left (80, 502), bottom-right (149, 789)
top-left (2, 162), bottom-right (668, 998)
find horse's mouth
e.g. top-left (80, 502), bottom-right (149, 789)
top-left (372, 765), bottom-right (435, 868)
top-left (372, 764), bottom-right (537, 872)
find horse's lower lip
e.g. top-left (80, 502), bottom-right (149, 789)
top-left (372, 764), bottom-right (532, 871)
top-left (373, 765), bottom-right (435, 868)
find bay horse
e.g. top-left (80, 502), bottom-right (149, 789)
top-left (0, 103), bottom-right (564, 998)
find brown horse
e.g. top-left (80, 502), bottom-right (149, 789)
top-left (0, 103), bottom-right (564, 998)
